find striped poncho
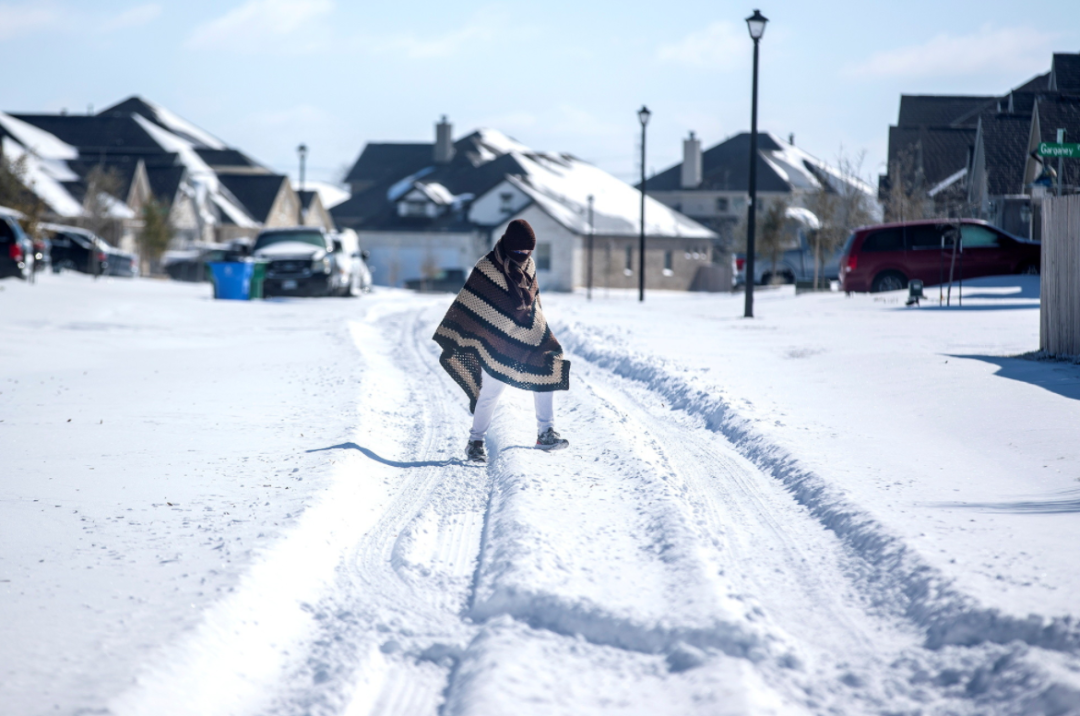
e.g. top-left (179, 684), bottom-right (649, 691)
top-left (433, 250), bottom-right (570, 413)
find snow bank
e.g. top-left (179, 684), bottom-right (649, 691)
top-left (554, 316), bottom-right (1080, 656)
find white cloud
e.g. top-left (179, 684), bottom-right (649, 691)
top-left (846, 26), bottom-right (1057, 79)
top-left (186, 0), bottom-right (333, 53)
top-left (656, 21), bottom-right (745, 71)
top-left (0, 2), bottom-right (61, 39)
top-left (100, 4), bottom-right (162, 32)
top-left (370, 16), bottom-right (502, 59)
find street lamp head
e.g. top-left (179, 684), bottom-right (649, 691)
top-left (638, 105), bottom-right (651, 127)
top-left (297, 143), bottom-right (308, 157)
top-left (745, 9), bottom-right (768, 40)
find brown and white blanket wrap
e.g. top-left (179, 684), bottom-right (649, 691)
top-left (433, 251), bottom-right (570, 413)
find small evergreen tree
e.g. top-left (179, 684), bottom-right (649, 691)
top-left (139, 198), bottom-right (172, 275)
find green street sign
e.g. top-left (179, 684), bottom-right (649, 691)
top-left (1037, 142), bottom-right (1080, 158)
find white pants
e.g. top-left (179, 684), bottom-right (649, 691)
top-left (470, 369), bottom-right (555, 441)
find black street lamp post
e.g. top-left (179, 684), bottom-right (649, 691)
top-left (638, 105), bottom-right (651, 302)
top-left (743, 9), bottom-right (768, 319)
top-left (297, 143), bottom-right (308, 192)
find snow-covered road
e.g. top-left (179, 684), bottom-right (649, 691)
top-left (3, 274), bottom-right (1080, 715)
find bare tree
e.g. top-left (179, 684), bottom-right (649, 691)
top-left (79, 166), bottom-right (125, 245)
top-left (138, 198), bottom-right (172, 275)
top-left (0, 152), bottom-right (47, 240)
top-left (884, 147), bottom-right (932, 222)
top-left (758, 197), bottom-right (791, 284)
top-left (805, 150), bottom-right (877, 289)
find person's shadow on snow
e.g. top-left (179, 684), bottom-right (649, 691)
top-left (307, 442), bottom-right (469, 468)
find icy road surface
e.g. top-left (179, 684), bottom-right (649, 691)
top-left (2, 273), bottom-right (1080, 715)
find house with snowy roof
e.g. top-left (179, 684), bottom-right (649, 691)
top-left (643, 131), bottom-right (878, 248)
top-left (0, 96), bottom-right (332, 256)
top-left (333, 118), bottom-right (717, 291)
top-left (881, 51), bottom-right (1080, 237)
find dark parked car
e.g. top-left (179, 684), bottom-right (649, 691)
top-left (839, 219), bottom-right (1041, 293)
top-left (253, 227), bottom-right (356, 297)
top-left (44, 225), bottom-right (137, 277)
top-left (163, 244), bottom-right (248, 282)
top-left (405, 269), bottom-right (467, 293)
top-left (0, 210), bottom-right (34, 280)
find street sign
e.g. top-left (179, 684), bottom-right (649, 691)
top-left (1037, 142), bottom-right (1080, 158)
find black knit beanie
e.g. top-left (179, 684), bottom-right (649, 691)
top-left (501, 219), bottom-right (536, 251)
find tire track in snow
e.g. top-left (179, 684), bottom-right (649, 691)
top-left (267, 303), bottom-right (492, 716)
top-left (556, 321), bottom-right (1080, 714)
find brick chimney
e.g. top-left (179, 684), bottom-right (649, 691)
top-left (681, 131), bottom-right (702, 189)
top-left (435, 115), bottom-right (455, 164)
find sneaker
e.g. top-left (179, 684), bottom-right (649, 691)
top-left (466, 440), bottom-right (487, 463)
top-left (536, 427), bottom-right (569, 451)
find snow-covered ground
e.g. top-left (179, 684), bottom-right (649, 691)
top-left (2, 272), bottom-right (1079, 715)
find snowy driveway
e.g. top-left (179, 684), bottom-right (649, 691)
top-left (2, 274), bottom-right (1079, 715)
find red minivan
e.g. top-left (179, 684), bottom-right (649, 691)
top-left (838, 219), bottom-right (1041, 293)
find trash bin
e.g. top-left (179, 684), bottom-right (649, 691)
top-left (249, 260), bottom-right (268, 300)
top-left (208, 262), bottom-right (254, 300)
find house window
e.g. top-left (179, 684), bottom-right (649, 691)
top-left (535, 242), bottom-right (552, 271)
top-left (624, 245), bottom-right (633, 275)
top-left (663, 250), bottom-right (673, 276)
top-left (500, 192), bottom-right (514, 215)
top-left (716, 197), bottom-right (729, 213)
top-left (400, 200), bottom-right (429, 217)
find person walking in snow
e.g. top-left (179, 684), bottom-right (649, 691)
top-left (433, 219), bottom-right (570, 463)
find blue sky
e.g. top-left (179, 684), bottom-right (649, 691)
top-left (3, 0), bottom-right (1076, 187)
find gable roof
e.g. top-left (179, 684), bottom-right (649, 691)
top-left (333, 137), bottom-right (528, 228)
top-left (646, 131), bottom-right (874, 201)
top-left (195, 148), bottom-right (267, 172)
top-left (897, 95), bottom-right (997, 128)
top-left (887, 125), bottom-right (975, 186)
top-left (1050, 53), bottom-right (1080, 93)
top-left (145, 165), bottom-right (186, 204)
top-left (334, 127), bottom-right (716, 239)
top-left (507, 155), bottom-right (714, 239)
top-left (9, 114), bottom-right (164, 155)
top-left (1034, 96), bottom-right (1080, 191)
top-left (343, 143), bottom-right (434, 186)
top-left (217, 174), bottom-right (289, 224)
top-left (977, 113), bottom-right (1031, 196)
top-left (1012, 71), bottom-right (1051, 93)
top-left (97, 96), bottom-right (227, 150)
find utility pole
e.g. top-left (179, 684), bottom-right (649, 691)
top-left (1057, 129), bottom-right (1065, 197)
top-left (587, 194), bottom-right (595, 301)
top-left (297, 143), bottom-right (308, 192)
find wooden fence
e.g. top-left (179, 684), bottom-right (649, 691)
top-left (1040, 194), bottom-right (1080, 357)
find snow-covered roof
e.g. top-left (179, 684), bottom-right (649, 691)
top-left (504, 149), bottom-right (715, 238)
top-left (415, 182), bottom-right (455, 205)
top-left (761, 135), bottom-right (877, 198)
top-left (387, 166), bottom-right (436, 201)
top-left (1, 137), bottom-right (84, 217)
top-left (143, 100), bottom-right (227, 150)
top-left (291, 180), bottom-right (349, 209)
top-left (99, 96), bottom-right (227, 150)
top-left (0, 112), bottom-right (78, 161)
top-left (132, 114), bottom-right (255, 228)
top-left (928, 168), bottom-right (967, 197)
top-left (786, 206), bottom-right (821, 229)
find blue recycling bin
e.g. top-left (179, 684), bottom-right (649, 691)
top-left (208, 262), bottom-right (254, 300)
